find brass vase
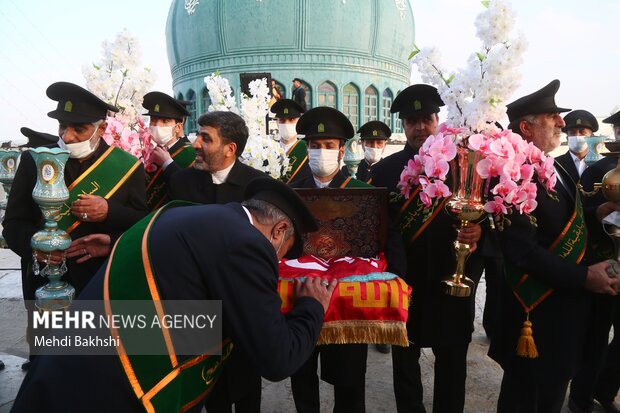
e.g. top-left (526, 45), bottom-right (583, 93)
top-left (443, 147), bottom-right (485, 297)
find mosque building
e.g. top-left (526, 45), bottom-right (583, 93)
top-left (165, 0), bottom-right (414, 135)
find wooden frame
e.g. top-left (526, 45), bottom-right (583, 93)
top-left (294, 188), bottom-right (388, 258)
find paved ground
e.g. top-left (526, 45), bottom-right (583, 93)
top-left (0, 247), bottom-right (617, 412)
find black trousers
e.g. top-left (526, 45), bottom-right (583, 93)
top-left (204, 351), bottom-right (262, 413)
top-left (594, 296), bottom-right (620, 404)
top-left (290, 347), bottom-right (366, 413)
top-left (482, 256), bottom-right (504, 342)
top-left (569, 295), bottom-right (617, 410)
top-left (497, 357), bottom-right (569, 413)
top-left (392, 343), bottom-right (468, 413)
top-left (205, 377), bottom-right (261, 413)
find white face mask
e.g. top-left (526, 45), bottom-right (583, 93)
top-left (308, 148), bottom-right (340, 177)
top-left (567, 136), bottom-right (588, 154)
top-left (278, 123), bottom-right (297, 142)
top-left (149, 125), bottom-right (176, 146)
top-left (364, 147), bottom-right (384, 165)
top-left (59, 126), bottom-right (100, 159)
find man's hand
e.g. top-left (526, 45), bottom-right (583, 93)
top-left (595, 201), bottom-right (620, 223)
top-left (66, 234), bottom-right (112, 264)
top-left (151, 146), bottom-right (172, 167)
top-left (585, 260), bottom-right (620, 295)
top-left (33, 250), bottom-right (65, 266)
top-left (295, 277), bottom-right (338, 313)
top-left (455, 222), bottom-right (482, 253)
top-left (71, 194), bottom-right (109, 223)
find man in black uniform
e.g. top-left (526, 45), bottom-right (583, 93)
top-left (290, 107), bottom-right (406, 413)
top-left (341, 120), bottom-right (390, 183)
top-left (292, 78), bottom-right (308, 112)
top-left (370, 84), bottom-right (483, 413)
top-left (569, 110), bottom-right (620, 413)
top-left (11, 177), bottom-right (338, 413)
top-left (165, 110), bottom-right (265, 412)
top-left (19, 127), bottom-right (59, 148)
top-left (141, 91), bottom-right (196, 210)
top-left (168, 111), bottom-right (265, 204)
top-left (292, 107), bottom-right (372, 191)
top-left (3, 81), bottom-right (148, 369)
top-left (490, 80), bottom-right (619, 413)
top-left (289, 106), bottom-right (371, 413)
top-left (555, 109), bottom-right (598, 183)
top-left (144, 91), bottom-right (191, 158)
top-left (271, 98), bottom-right (312, 184)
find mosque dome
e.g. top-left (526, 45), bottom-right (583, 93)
top-left (166, 0), bottom-right (415, 133)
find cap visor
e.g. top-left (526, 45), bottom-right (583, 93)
top-left (47, 110), bottom-right (103, 124)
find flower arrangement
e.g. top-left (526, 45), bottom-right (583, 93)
top-left (204, 73), bottom-right (290, 179)
top-left (101, 115), bottom-right (155, 171)
top-left (399, 0), bottom-right (556, 228)
top-left (398, 124), bottom-right (557, 228)
top-left (410, 0), bottom-right (526, 132)
top-left (204, 73), bottom-right (237, 113)
top-left (83, 29), bottom-right (157, 171)
top-left (398, 126), bottom-right (458, 206)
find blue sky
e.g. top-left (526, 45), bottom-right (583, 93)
top-left (0, 0), bottom-right (618, 143)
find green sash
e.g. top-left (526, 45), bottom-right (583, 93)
top-left (396, 186), bottom-right (449, 244)
top-left (506, 195), bottom-right (587, 313)
top-left (340, 176), bottom-right (373, 188)
top-left (104, 201), bottom-right (232, 413)
top-left (283, 140), bottom-right (308, 184)
top-left (146, 144), bottom-right (196, 211)
top-left (57, 146), bottom-right (141, 234)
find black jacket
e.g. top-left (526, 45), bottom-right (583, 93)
top-left (340, 159), bottom-right (374, 183)
top-left (11, 203), bottom-right (324, 413)
top-left (555, 151), bottom-right (581, 184)
top-left (488, 162), bottom-right (591, 379)
top-left (165, 159), bottom-right (268, 405)
top-left (580, 156), bottom-right (616, 261)
top-left (168, 160), bottom-right (265, 204)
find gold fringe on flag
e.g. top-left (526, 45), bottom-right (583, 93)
top-left (317, 320), bottom-right (409, 347)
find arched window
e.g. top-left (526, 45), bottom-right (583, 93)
top-left (382, 89), bottom-right (394, 130)
top-left (393, 118), bottom-right (403, 134)
top-left (185, 89), bottom-right (197, 134)
top-left (393, 90), bottom-right (403, 133)
top-left (201, 87), bottom-right (211, 114)
top-left (343, 83), bottom-right (360, 129)
top-left (364, 86), bottom-right (379, 123)
top-left (301, 81), bottom-right (312, 110)
top-left (317, 81), bottom-right (337, 108)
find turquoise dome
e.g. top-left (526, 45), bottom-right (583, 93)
top-left (166, 0), bottom-right (415, 133)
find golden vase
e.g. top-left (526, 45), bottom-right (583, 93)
top-left (443, 147), bottom-right (485, 297)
